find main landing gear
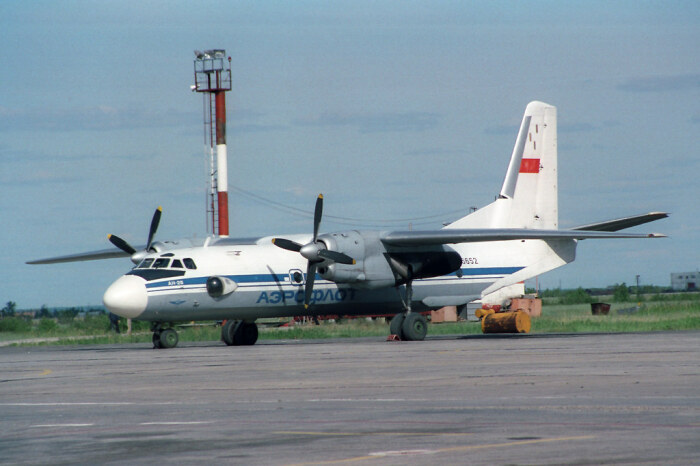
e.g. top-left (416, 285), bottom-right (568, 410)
top-left (152, 324), bottom-right (179, 349)
top-left (389, 279), bottom-right (428, 341)
top-left (390, 312), bottom-right (428, 341)
top-left (221, 320), bottom-right (259, 346)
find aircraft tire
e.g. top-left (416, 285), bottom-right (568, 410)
top-left (221, 320), bottom-right (236, 346)
top-left (235, 322), bottom-right (258, 346)
top-left (159, 328), bottom-right (179, 349)
top-left (401, 313), bottom-right (427, 341)
top-left (389, 313), bottom-right (406, 340)
top-left (152, 331), bottom-right (163, 349)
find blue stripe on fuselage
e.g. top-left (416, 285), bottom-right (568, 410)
top-left (144, 266), bottom-right (524, 291)
top-left (451, 266), bottom-right (524, 276)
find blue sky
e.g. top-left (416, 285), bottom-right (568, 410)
top-left (2, 1), bottom-right (698, 309)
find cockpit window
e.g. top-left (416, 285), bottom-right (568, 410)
top-left (135, 258), bottom-right (191, 270)
top-left (183, 258), bottom-right (197, 270)
top-left (153, 258), bottom-right (170, 269)
top-left (136, 258), bottom-right (154, 269)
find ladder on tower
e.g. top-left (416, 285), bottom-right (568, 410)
top-left (202, 91), bottom-right (218, 235)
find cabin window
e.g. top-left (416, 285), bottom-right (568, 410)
top-left (153, 258), bottom-right (170, 269)
top-left (137, 258), bottom-right (154, 269)
top-left (183, 258), bottom-right (197, 270)
top-left (171, 259), bottom-right (184, 269)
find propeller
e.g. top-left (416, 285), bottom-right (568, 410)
top-left (272, 194), bottom-right (355, 308)
top-left (108, 206), bottom-right (162, 263)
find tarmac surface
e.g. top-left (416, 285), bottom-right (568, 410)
top-left (1, 331), bottom-right (699, 465)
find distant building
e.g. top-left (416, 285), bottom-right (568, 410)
top-left (671, 272), bottom-right (698, 291)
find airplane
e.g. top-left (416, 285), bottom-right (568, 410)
top-left (28, 101), bottom-right (667, 349)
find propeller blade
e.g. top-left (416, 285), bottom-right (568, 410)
top-left (272, 238), bottom-right (303, 252)
top-left (276, 193), bottom-right (354, 309)
top-left (108, 234), bottom-right (137, 255)
top-left (146, 206), bottom-right (162, 250)
top-left (312, 194), bottom-right (323, 242)
top-left (318, 249), bottom-right (355, 265)
top-left (304, 262), bottom-right (317, 309)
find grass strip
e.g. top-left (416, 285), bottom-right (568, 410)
top-left (1, 300), bottom-right (699, 347)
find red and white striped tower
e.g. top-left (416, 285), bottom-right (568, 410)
top-left (194, 50), bottom-right (232, 236)
top-left (214, 89), bottom-right (229, 236)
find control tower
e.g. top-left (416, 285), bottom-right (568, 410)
top-left (193, 49), bottom-right (232, 236)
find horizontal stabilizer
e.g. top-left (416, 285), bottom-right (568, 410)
top-left (422, 295), bottom-right (480, 307)
top-left (572, 212), bottom-right (668, 232)
top-left (380, 228), bottom-right (665, 247)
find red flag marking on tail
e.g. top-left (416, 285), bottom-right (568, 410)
top-left (519, 158), bottom-right (540, 173)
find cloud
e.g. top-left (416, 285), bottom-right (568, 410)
top-left (559, 122), bottom-right (599, 133)
top-left (617, 74), bottom-right (700, 93)
top-left (485, 122), bottom-right (599, 135)
top-left (1, 170), bottom-right (82, 186)
top-left (657, 155), bottom-right (699, 170)
top-left (403, 148), bottom-right (466, 157)
top-left (294, 111), bottom-right (440, 133)
top-left (0, 105), bottom-right (196, 132)
top-left (232, 123), bottom-right (288, 133)
top-left (483, 125), bottom-right (516, 135)
top-left (0, 104), bottom-right (281, 134)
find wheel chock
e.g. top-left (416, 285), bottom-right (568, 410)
top-left (386, 334), bottom-right (401, 341)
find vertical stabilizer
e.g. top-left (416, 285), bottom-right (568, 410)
top-left (446, 101), bottom-right (558, 230)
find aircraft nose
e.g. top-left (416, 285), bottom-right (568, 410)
top-left (103, 275), bottom-right (147, 319)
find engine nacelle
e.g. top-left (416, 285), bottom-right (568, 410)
top-left (317, 231), bottom-right (370, 284)
top-left (206, 276), bottom-right (238, 298)
top-left (317, 230), bottom-right (396, 288)
top-left (130, 241), bottom-right (171, 264)
top-left (387, 249), bottom-right (462, 281)
top-left (315, 231), bottom-right (462, 289)
top-left (319, 265), bottom-right (366, 283)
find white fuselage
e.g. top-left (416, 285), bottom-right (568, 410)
top-left (103, 233), bottom-right (575, 322)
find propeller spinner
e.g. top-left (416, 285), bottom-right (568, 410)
top-left (108, 206), bottom-right (162, 264)
top-left (272, 194), bottom-right (355, 308)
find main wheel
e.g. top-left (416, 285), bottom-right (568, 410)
top-left (389, 313), bottom-right (406, 339)
top-left (401, 313), bottom-right (427, 341)
top-left (152, 331), bottom-right (163, 349)
top-left (159, 328), bottom-right (179, 349)
top-left (235, 322), bottom-right (259, 346)
top-left (221, 320), bottom-right (237, 346)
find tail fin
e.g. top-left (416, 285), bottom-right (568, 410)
top-left (446, 101), bottom-right (558, 230)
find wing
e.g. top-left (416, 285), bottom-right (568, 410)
top-left (571, 212), bottom-right (668, 232)
top-left (26, 246), bottom-right (144, 265)
top-left (27, 206), bottom-right (172, 265)
top-left (380, 228), bottom-right (665, 247)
